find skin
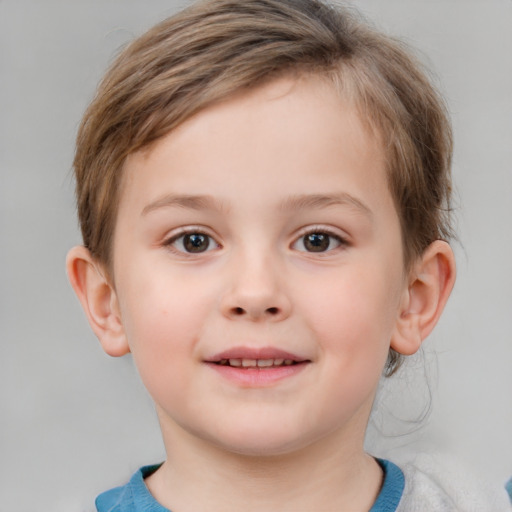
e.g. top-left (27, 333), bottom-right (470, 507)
top-left (68, 74), bottom-right (456, 511)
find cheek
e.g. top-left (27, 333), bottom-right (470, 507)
top-left (298, 267), bottom-right (400, 365)
top-left (115, 269), bottom-right (215, 391)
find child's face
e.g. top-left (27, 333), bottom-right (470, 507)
top-left (111, 75), bottom-right (408, 455)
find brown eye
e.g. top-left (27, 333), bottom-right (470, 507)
top-left (183, 233), bottom-right (210, 253)
top-left (168, 232), bottom-right (217, 254)
top-left (304, 233), bottom-right (330, 252)
top-left (293, 231), bottom-right (343, 253)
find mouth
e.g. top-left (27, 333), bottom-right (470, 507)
top-left (215, 358), bottom-right (301, 368)
top-left (205, 347), bottom-right (310, 386)
top-left (205, 347), bottom-right (310, 370)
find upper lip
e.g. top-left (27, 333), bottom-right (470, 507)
top-left (205, 346), bottom-right (309, 363)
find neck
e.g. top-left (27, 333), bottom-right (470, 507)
top-left (146, 419), bottom-right (383, 512)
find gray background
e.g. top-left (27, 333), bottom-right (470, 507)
top-left (1, 1), bottom-right (511, 510)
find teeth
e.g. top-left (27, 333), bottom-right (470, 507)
top-left (222, 358), bottom-right (295, 368)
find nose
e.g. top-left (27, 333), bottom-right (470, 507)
top-left (220, 252), bottom-right (292, 322)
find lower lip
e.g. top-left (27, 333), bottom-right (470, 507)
top-left (206, 362), bottom-right (309, 387)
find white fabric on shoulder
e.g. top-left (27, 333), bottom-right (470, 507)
top-left (396, 453), bottom-right (511, 512)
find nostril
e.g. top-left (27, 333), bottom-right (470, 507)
top-left (227, 306), bottom-right (282, 318)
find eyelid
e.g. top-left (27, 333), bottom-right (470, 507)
top-left (163, 226), bottom-right (221, 254)
top-left (291, 225), bottom-right (350, 252)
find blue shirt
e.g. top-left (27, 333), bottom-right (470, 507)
top-left (96, 458), bottom-right (405, 512)
top-left (505, 476), bottom-right (512, 504)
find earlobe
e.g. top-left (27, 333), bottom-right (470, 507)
top-left (391, 240), bottom-right (456, 356)
top-left (66, 246), bottom-right (130, 357)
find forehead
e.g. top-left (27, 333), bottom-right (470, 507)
top-left (118, 74), bottom-right (392, 220)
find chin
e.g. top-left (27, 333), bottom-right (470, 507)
top-left (203, 423), bottom-right (321, 458)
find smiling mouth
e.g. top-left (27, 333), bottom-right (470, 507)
top-left (216, 358), bottom-right (300, 368)
top-left (206, 347), bottom-right (310, 372)
top-left (206, 349), bottom-right (310, 384)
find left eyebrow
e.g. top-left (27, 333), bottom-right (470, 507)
top-left (278, 193), bottom-right (373, 219)
top-left (141, 194), bottom-right (229, 216)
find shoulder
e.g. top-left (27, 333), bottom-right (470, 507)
top-left (95, 464), bottom-right (166, 512)
top-left (396, 454), bottom-right (511, 512)
top-left (95, 482), bottom-right (131, 512)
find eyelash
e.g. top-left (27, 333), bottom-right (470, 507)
top-left (292, 227), bottom-right (348, 254)
top-left (163, 228), bottom-right (220, 255)
top-left (163, 226), bottom-right (348, 255)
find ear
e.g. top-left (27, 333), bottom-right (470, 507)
top-left (66, 246), bottom-right (130, 357)
top-left (391, 240), bottom-right (456, 356)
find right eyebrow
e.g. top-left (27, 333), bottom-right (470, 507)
top-left (141, 194), bottom-right (229, 216)
top-left (278, 192), bottom-right (373, 219)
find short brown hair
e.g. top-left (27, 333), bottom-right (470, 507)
top-left (73, 0), bottom-right (454, 375)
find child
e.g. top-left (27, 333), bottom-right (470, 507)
top-left (66, 0), bottom-right (508, 510)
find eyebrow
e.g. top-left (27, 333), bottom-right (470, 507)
top-left (141, 194), bottom-right (229, 216)
top-left (141, 192), bottom-right (373, 218)
top-left (278, 193), bottom-right (373, 218)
